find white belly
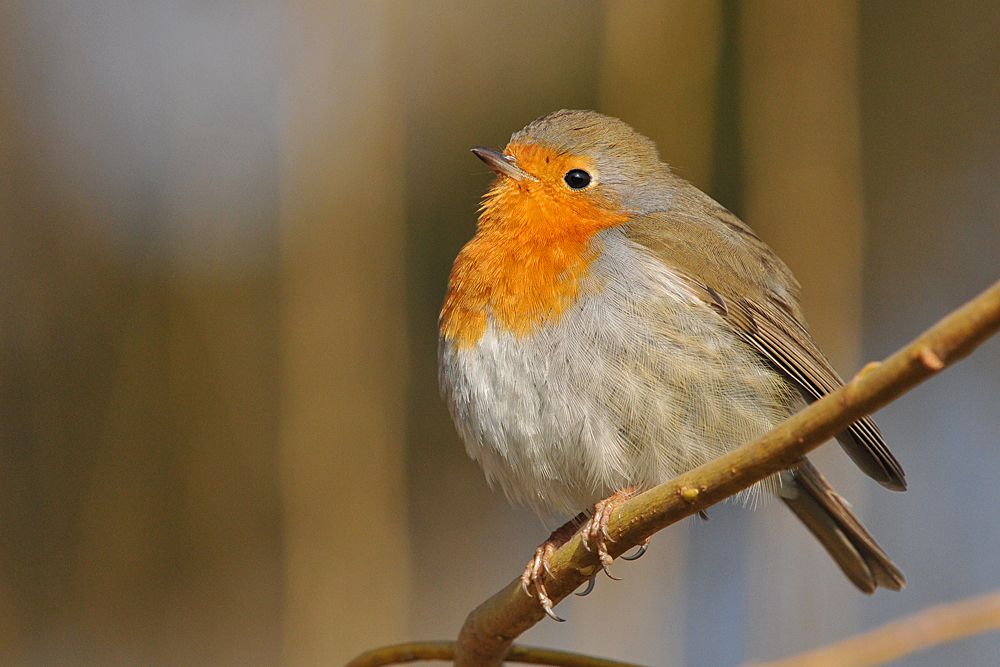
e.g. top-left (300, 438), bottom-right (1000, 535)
top-left (439, 228), bottom-right (793, 516)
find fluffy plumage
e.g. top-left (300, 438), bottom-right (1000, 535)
top-left (439, 109), bottom-right (905, 593)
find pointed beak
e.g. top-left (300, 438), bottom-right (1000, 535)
top-left (471, 147), bottom-right (533, 181)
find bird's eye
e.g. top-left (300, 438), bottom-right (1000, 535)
top-left (563, 169), bottom-right (591, 189)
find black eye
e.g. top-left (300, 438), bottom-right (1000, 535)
top-left (563, 168), bottom-right (591, 189)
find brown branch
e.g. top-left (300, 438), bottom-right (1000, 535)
top-left (745, 589), bottom-right (1000, 667)
top-left (344, 641), bottom-right (651, 667)
top-left (345, 589), bottom-right (1000, 667)
top-left (345, 642), bottom-right (457, 667)
top-left (453, 277), bottom-right (1000, 667)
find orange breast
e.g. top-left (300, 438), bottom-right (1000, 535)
top-left (440, 142), bottom-right (630, 348)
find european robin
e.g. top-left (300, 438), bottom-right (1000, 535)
top-left (439, 109), bottom-right (905, 620)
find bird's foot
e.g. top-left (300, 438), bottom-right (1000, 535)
top-left (581, 487), bottom-right (638, 580)
top-left (521, 512), bottom-right (587, 622)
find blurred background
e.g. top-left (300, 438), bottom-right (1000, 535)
top-left (2, 1), bottom-right (998, 666)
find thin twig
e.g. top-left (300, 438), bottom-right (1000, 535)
top-left (745, 589), bottom-right (1000, 667)
top-left (344, 589), bottom-right (1000, 667)
top-left (344, 641), bottom-right (651, 667)
top-left (345, 642), bottom-right (457, 667)
top-left (451, 278), bottom-right (1000, 667)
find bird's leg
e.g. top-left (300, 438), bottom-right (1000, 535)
top-left (581, 486), bottom-right (639, 579)
top-left (521, 511), bottom-right (588, 622)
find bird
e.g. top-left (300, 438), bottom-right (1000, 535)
top-left (438, 109), bottom-right (905, 621)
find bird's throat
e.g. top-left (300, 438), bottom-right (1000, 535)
top-left (440, 171), bottom-right (629, 348)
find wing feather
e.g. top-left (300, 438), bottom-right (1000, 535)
top-left (626, 202), bottom-right (906, 491)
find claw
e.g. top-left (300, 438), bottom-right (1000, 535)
top-left (575, 576), bottom-right (596, 597)
top-left (520, 514), bottom-right (586, 622)
top-left (621, 538), bottom-right (650, 561)
top-left (520, 546), bottom-right (543, 598)
top-left (522, 545), bottom-right (565, 620)
top-left (542, 599), bottom-right (565, 622)
top-left (698, 510), bottom-right (710, 521)
top-left (582, 519), bottom-right (619, 580)
top-left (580, 487), bottom-right (637, 580)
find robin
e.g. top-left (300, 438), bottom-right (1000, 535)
top-left (439, 109), bottom-right (905, 620)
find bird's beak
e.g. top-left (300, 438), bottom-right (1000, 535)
top-left (471, 147), bottom-right (534, 182)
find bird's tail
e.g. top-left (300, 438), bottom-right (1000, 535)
top-left (779, 459), bottom-right (905, 593)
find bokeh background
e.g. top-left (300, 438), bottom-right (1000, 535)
top-left (2, 2), bottom-right (999, 666)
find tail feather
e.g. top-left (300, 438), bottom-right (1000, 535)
top-left (780, 459), bottom-right (905, 593)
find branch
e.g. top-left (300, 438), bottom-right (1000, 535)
top-left (745, 589), bottom-right (1000, 667)
top-left (454, 277), bottom-right (1000, 667)
top-left (345, 641), bottom-right (649, 667)
top-left (345, 589), bottom-right (1000, 667)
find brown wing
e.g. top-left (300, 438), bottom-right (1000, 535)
top-left (730, 296), bottom-right (905, 489)
top-left (626, 197), bottom-right (906, 491)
